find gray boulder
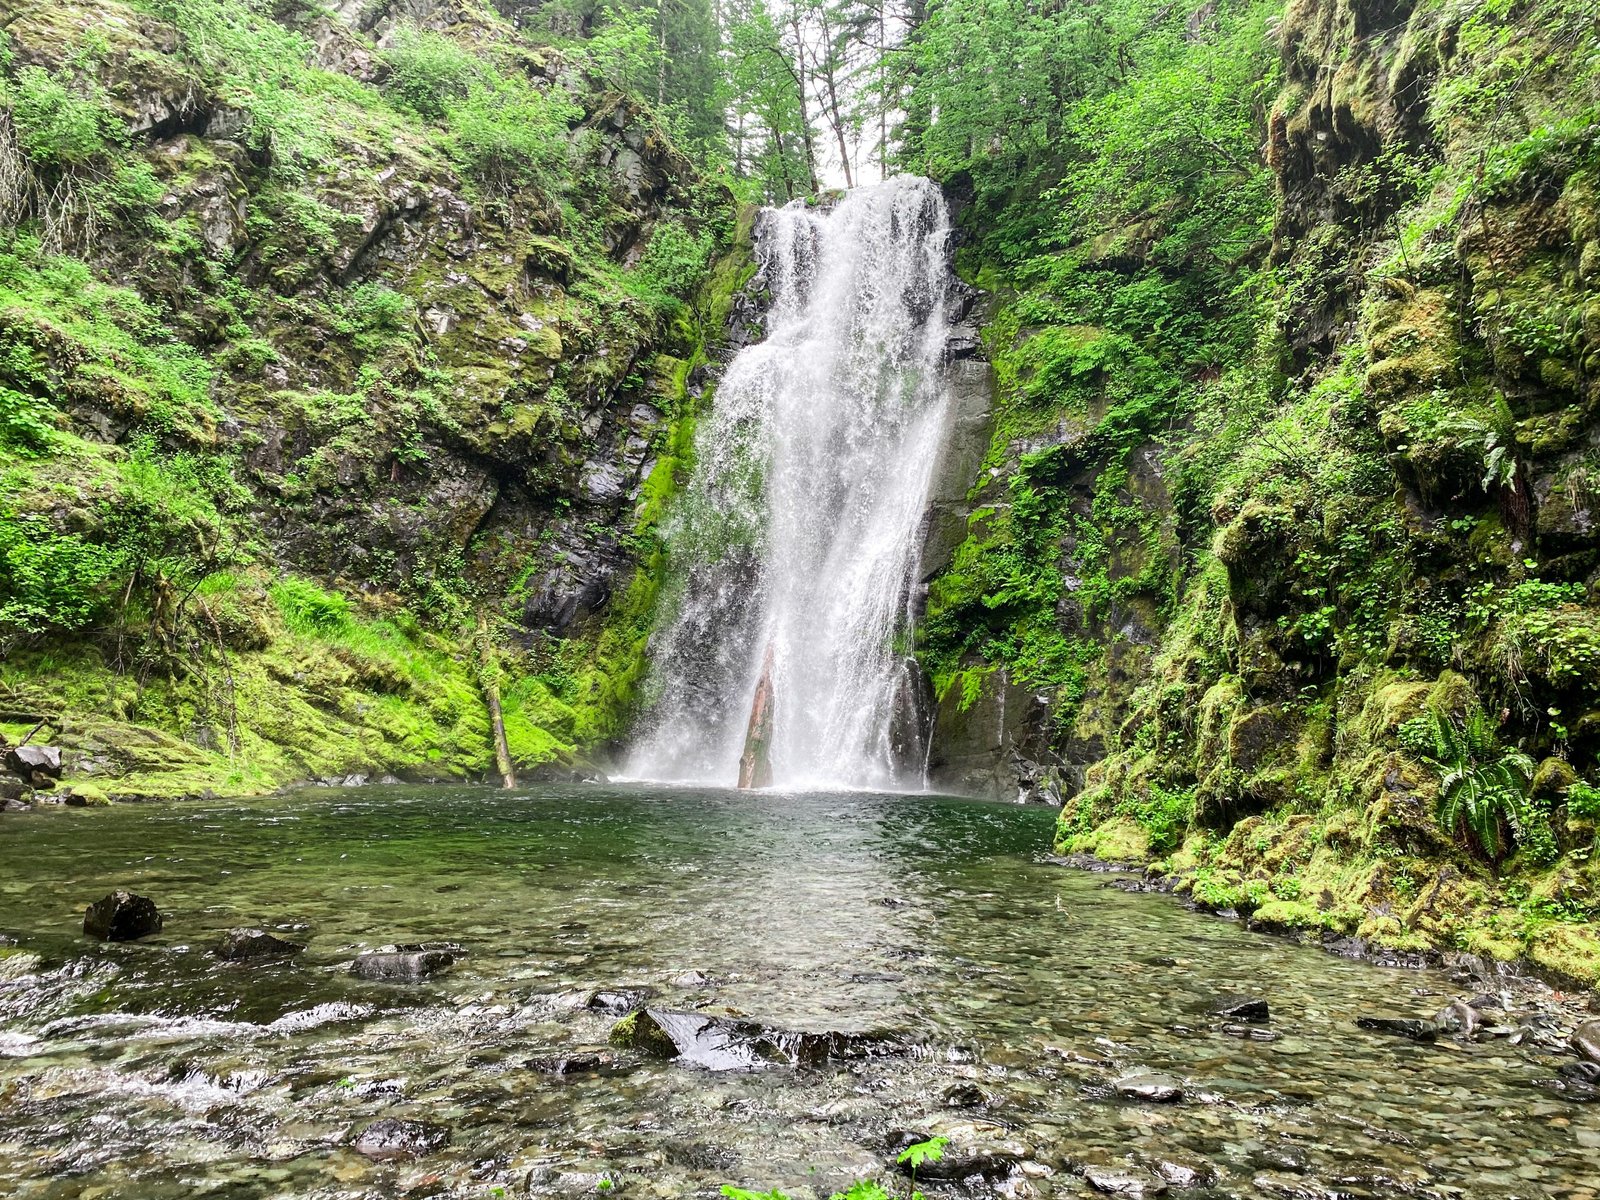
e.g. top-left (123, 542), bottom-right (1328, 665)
top-left (6, 745), bottom-right (61, 780)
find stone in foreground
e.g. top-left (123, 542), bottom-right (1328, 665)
top-left (214, 928), bottom-right (305, 961)
top-left (83, 891), bottom-right (162, 941)
top-left (350, 950), bottom-right (453, 981)
top-left (352, 1117), bottom-right (450, 1161)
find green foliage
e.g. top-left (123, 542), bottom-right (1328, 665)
top-left (896, 1136), bottom-right (948, 1173)
top-left (1568, 781), bottom-right (1600, 821)
top-left (270, 576), bottom-right (351, 633)
top-left (629, 220), bottom-right (714, 311)
top-left (0, 507), bottom-right (117, 644)
top-left (140, 0), bottom-right (336, 171)
top-left (1122, 783), bottom-right (1195, 856)
top-left (448, 69), bottom-right (579, 204)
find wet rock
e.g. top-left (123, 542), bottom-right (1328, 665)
top-left (0, 777), bottom-right (32, 804)
top-left (83, 891), bottom-right (162, 941)
top-left (214, 928), bottom-right (304, 961)
top-left (942, 1081), bottom-right (990, 1108)
top-left (586, 987), bottom-right (652, 1015)
top-left (350, 950), bottom-right (453, 981)
top-left (1356, 1016), bottom-right (1440, 1042)
top-left (1574, 1019), bottom-right (1600, 1063)
top-left (6, 745), bottom-right (61, 780)
top-left (352, 1117), bottom-right (450, 1161)
top-left (62, 784), bottom-right (110, 807)
top-left (669, 969), bottom-right (712, 987)
top-left (1209, 994), bottom-right (1269, 1022)
top-left (609, 1007), bottom-right (911, 1071)
top-left (1252, 1175), bottom-right (1334, 1199)
top-left (1113, 1072), bottom-right (1184, 1103)
top-left (1557, 1060), bottom-right (1600, 1086)
top-left (1082, 1165), bottom-right (1168, 1196)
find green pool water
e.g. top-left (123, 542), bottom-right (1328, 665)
top-left (0, 783), bottom-right (1595, 1199)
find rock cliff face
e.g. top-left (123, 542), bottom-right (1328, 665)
top-left (923, 0), bottom-right (1600, 982)
top-left (0, 0), bottom-right (742, 793)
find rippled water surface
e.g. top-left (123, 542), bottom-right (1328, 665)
top-left (1, 784), bottom-right (1596, 1199)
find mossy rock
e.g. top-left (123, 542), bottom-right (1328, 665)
top-left (608, 1009), bottom-right (679, 1058)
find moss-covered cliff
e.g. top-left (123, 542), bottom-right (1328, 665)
top-left (916, 0), bottom-right (1600, 983)
top-left (0, 0), bottom-right (746, 798)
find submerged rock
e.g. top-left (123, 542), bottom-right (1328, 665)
top-left (1222, 1022), bottom-right (1279, 1041)
top-left (83, 891), bottom-right (162, 941)
top-left (526, 1050), bottom-right (620, 1076)
top-left (1082, 1164), bottom-right (1168, 1196)
top-left (609, 1008), bottom-right (770, 1070)
top-left (609, 1007), bottom-right (911, 1071)
top-left (941, 1081), bottom-right (990, 1108)
top-left (1113, 1072), bottom-right (1185, 1103)
top-left (350, 950), bottom-right (453, 981)
top-left (887, 1124), bottom-right (1030, 1183)
top-left (352, 1117), bottom-right (450, 1161)
top-left (214, 928), bottom-right (304, 961)
top-left (1209, 994), bottom-right (1269, 1022)
top-left (1356, 1016), bottom-right (1440, 1042)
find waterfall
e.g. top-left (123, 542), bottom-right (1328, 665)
top-left (626, 176), bottom-right (961, 790)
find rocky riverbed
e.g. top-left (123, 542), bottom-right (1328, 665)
top-left (2, 783), bottom-right (1598, 1199)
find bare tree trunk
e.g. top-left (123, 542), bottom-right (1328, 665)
top-left (476, 612), bottom-right (516, 789)
top-left (738, 644), bottom-right (776, 789)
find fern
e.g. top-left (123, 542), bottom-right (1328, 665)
top-left (1400, 706), bottom-right (1538, 862)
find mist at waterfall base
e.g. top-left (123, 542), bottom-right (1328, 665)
top-left (626, 177), bottom-right (961, 791)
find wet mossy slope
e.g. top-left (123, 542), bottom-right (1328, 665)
top-left (917, 0), bottom-right (1600, 983)
top-left (0, 0), bottom-right (746, 795)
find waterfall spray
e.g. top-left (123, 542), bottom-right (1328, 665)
top-left (627, 177), bottom-right (960, 790)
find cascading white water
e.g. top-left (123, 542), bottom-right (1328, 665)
top-left (626, 176), bottom-right (960, 789)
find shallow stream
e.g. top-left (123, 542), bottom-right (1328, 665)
top-left (1, 784), bottom-right (1596, 1198)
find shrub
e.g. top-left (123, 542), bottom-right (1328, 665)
top-left (4, 66), bottom-right (115, 167)
top-left (449, 74), bottom-right (577, 202)
top-left (380, 28), bottom-right (478, 122)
